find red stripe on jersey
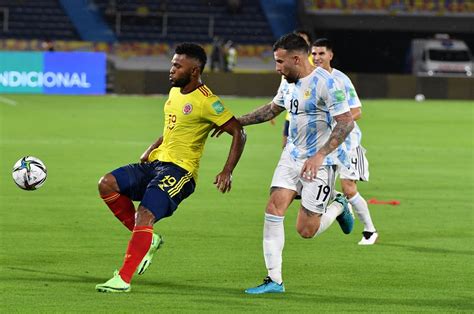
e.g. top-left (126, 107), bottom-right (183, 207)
top-left (202, 85), bottom-right (211, 95)
top-left (198, 86), bottom-right (209, 97)
top-left (199, 86), bottom-right (209, 97)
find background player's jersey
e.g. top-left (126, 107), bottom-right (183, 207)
top-left (273, 67), bottom-right (351, 167)
top-left (332, 68), bottom-right (362, 150)
top-left (148, 85), bottom-right (233, 180)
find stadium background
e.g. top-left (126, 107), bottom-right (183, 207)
top-left (1, 0), bottom-right (473, 98)
top-left (0, 0), bottom-right (473, 312)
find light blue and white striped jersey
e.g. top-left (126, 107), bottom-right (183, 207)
top-left (273, 67), bottom-right (351, 167)
top-left (332, 68), bottom-right (362, 150)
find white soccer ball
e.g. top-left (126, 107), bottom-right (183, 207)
top-left (415, 94), bottom-right (425, 102)
top-left (12, 156), bottom-right (47, 190)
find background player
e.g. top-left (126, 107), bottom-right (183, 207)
top-left (212, 33), bottom-right (355, 294)
top-left (95, 43), bottom-right (246, 292)
top-left (312, 38), bottom-right (378, 245)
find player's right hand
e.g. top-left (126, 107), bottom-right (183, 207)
top-left (300, 153), bottom-right (324, 180)
top-left (214, 170), bottom-right (232, 193)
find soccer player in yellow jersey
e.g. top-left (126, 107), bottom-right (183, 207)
top-left (95, 43), bottom-right (246, 293)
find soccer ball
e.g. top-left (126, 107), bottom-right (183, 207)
top-left (415, 94), bottom-right (425, 102)
top-left (12, 156), bottom-right (47, 190)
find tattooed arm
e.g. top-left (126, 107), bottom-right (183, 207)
top-left (238, 102), bottom-right (285, 126)
top-left (300, 111), bottom-right (354, 179)
top-left (317, 111), bottom-right (354, 156)
top-left (210, 102), bottom-right (285, 138)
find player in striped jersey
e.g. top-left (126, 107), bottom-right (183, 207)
top-left (214, 33), bottom-right (355, 294)
top-left (312, 38), bottom-right (378, 245)
top-left (281, 30), bottom-right (315, 149)
top-left (95, 43), bottom-right (246, 293)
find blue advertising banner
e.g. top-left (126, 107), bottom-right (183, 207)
top-left (0, 51), bottom-right (106, 94)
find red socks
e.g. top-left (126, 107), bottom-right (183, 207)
top-left (101, 192), bottom-right (135, 231)
top-left (101, 193), bottom-right (153, 283)
top-left (119, 226), bottom-right (153, 283)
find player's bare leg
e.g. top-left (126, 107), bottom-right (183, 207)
top-left (98, 173), bottom-right (119, 195)
top-left (341, 179), bottom-right (377, 245)
top-left (245, 188), bottom-right (295, 294)
top-left (296, 193), bottom-right (353, 239)
top-left (296, 207), bottom-right (322, 238)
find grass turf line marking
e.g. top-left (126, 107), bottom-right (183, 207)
top-left (0, 96), bottom-right (17, 106)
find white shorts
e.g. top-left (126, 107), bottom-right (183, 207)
top-left (339, 145), bottom-right (369, 181)
top-left (270, 149), bottom-right (337, 214)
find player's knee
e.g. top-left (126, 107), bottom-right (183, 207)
top-left (341, 180), bottom-right (357, 199)
top-left (98, 173), bottom-right (118, 195)
top-left (135, 206), bottom-right (156, 226)
top-left (297, 225), bottom-right (318, 239)
top-left (265, 202), bottom-right (284, 216)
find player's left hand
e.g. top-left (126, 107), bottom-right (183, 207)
top-left (214, 170), bottom-right (232, 193)
top-left (300, 153), bottom-right (324, 180)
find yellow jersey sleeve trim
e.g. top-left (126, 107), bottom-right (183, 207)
top-left (201, 95), bottom-right (234, 126)
top-left (214, 112), bottom-right (234, 126)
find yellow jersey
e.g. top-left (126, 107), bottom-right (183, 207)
top-left (148, 85), bottom-right (233, 181)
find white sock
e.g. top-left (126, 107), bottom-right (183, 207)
top-left (315, 200), bottom-right (343, 237)
top-left (349, 193), bottom-right (376, 232)
top-left (263, 213), bottom-right (284, 284)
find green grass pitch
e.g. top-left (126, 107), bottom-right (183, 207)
top-left (0, 94), bottom-right (473, 312)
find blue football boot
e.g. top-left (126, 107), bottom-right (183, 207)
top-left (334, 194), bottom-right (354, 234)
top-left (245, 276), bottom-right (285, 294)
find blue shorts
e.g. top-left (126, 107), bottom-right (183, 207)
top-left (283, 120), bottom-right (289, 136)
top-left (111, 161), bottom-right (195, 221)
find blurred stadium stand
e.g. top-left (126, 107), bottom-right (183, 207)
top-left (0, 0), bottom-right (274, 44)
top-left (0, 0), bottom-right (472, 98)
top-left (0, 0), bottom-right (278, 71)
top-left (305, 0), bottom-right (474, 14)
top-left (94, 0), bottom-right (274, 44)
top-left (0, 0), bottom-right (79, 40)
top-left (59, 0), bottom-right (116, 42)
top-left (299, 0), bottom-right (474, 74)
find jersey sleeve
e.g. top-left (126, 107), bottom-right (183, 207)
top-left (201, 95), bottom-right (234, 126)
top-left (272, 79), bottom-right (286, 108)
top-left (343, 74), bottom-right (362, 109)
top-left (320, 76), bottom-right (350, 117)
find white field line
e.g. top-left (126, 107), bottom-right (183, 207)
top-left (0, 96), bottom-right (17, 106)
top-left (0, 138), bottom-right (149, 146)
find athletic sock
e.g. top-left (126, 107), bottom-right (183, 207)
top-left (315, 201), bottom-right (343, 237)
top-left (119, 226), bottom-right (153, 283)
top-left (349, 193), bottom-right (376, 232)
top-left (101, 192), bottom-right (136, 231)
top-left (263, 213), bottom-right (285, 284)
